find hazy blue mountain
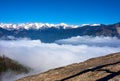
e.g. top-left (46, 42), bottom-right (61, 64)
top-left (0, 22), bottom-right (120, 43)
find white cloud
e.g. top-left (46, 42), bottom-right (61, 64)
top-left (0, 36), bottom-right (120, 81)
top-left (1, 71), bottom-right (26, 81)
top-left (55, 36), bottom-right (120, 47)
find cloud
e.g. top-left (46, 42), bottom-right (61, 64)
top-left (0, 36), bottom-right (120, 81)
top-left (55, 36), bottom-right (120, 47)
top-left (1, 71), bottom-right (26, 81)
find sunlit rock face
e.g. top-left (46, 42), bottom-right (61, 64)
top-left (116, 27), bottom-right (120, 35)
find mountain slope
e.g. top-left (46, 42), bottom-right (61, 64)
top-left (0, 55), bottom-right (29, 75)
top-left (0, 22), bottom-right (120, 42)
top-left (16, 52), bottom-right (120, 81)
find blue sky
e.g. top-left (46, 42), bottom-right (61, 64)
top-left (0, 0), bottom-right (120, 24)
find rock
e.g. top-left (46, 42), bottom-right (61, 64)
top-left (16, 52), bottom-right (120, 81)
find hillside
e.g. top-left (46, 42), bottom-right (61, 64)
top-left (0, 55), bottom-right (29, 76)
top-left (16, 52), bottom-right (120, 81)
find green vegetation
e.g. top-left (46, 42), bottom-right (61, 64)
top-left (0, 55), bottom-right (30, 74)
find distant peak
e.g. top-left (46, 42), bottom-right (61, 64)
top-left (91, 24), bottom-right (101, 26)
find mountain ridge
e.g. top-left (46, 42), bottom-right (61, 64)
top-left (0, 55), bottom-right (30, 81)
top-left (0, 22), bottom-right (120, 43)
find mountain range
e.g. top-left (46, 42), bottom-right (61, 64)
top-left (0, 22), bottom-right (120, 42)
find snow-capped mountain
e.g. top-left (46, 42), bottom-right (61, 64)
top-left (0, 23), bottom-right (101, 30)
top-left (0, 22), bottom-right (120, 43)
top-left (0, 23), bottom-right (79, 30)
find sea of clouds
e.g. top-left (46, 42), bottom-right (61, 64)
top-left (55, 36), bottom-right (120, 47)
top-left (0, 36), bottom-right (120, 81)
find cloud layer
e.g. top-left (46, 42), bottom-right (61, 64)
top-left (55, 36), bottom-right (120, 47)
top-left (0, 36), bottom-right (120, 81)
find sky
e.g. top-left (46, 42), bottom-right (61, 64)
top-left (0, 0), bottom-right (120, 24)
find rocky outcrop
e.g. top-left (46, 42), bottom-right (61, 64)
top-left (16, 52), bottom-right (120, 81)
top-left (116, 27), bottom-right (120, 35)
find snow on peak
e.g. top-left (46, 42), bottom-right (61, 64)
top-left (80, 24), bottom-right (101, 27)
top-left (91, 24), bottom-right (101, 26)
top-left (81, 24), bottom-right (90, 26)
top-left (0, 23), bottom-right (79, 30)
top-left (0, 23), bottom-right (101, 30)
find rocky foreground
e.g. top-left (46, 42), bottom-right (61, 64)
top-left (16, 52), bottom-right (120, 81)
